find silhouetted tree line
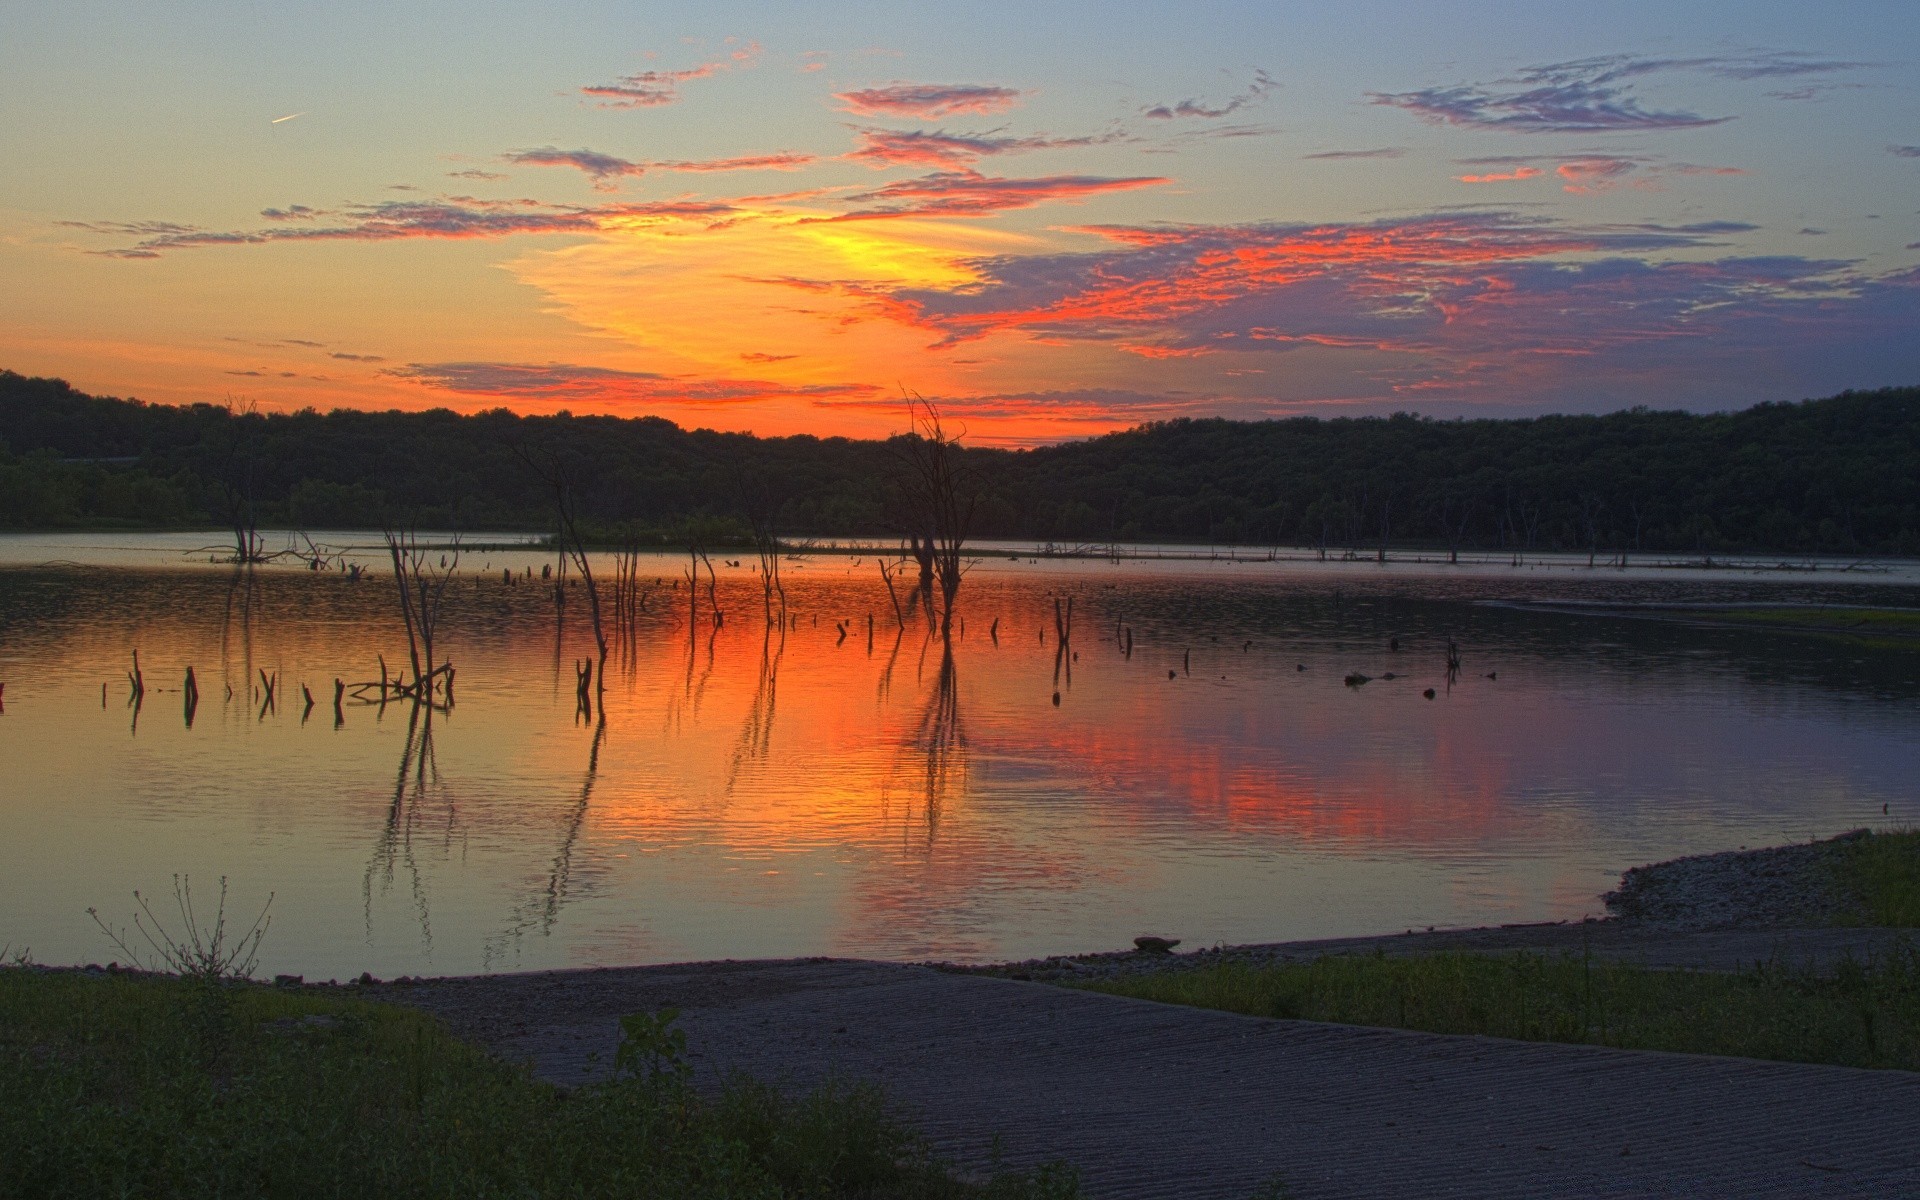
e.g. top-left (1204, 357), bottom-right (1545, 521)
top-left (3, 369), bottom-right (1917, 556)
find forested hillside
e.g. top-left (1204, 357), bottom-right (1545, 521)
top-left (3, 369), bottom-right (1917, 556)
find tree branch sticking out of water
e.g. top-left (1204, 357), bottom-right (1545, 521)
top-left (87, 874), bottom-right (273, 983)
top-left (357, 528), bottom-right (459, 708)
top-left (891, 396), bottom-right (976, 638)
top-left (516, 446), bottom-right (612, 711)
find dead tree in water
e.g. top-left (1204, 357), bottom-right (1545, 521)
top-left (744, 487), bottom-right (789, 629)
top-left (878, 557), bottom-right (906, 627)
top-left (891, 397), bottom-right (976, 638)
top-left (519, 449), bottom-right (610, 701)
top-left (608, 535), bottom-right (650, 654)
top-left (356, 528), bottom-right (459, 707)
top-left (212, 397), bottom-right (267, 564)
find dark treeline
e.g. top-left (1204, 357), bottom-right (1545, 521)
top-left (3, 368), bottom-right (1918, 556)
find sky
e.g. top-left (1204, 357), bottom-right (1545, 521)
top-left (3, 1), bottom-right (1917, 445)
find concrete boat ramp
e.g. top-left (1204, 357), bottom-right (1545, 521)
top-left (381, 931), bottom-right (1920, 1199)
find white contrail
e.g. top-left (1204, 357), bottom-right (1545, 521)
top-left (270, 112), bottom-right (306, 124)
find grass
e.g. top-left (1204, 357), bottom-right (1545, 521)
top-left (1075, 944), bottom-right (1920, 1071)
top-left (1832, 829), bottom-right (1920, 926)
top-left (0, 967), bottom-right (1080, 1200)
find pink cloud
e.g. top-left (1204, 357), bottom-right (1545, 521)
top-left (834, 83), bottom-right (1023, 120)
top-left (1555, 157), bottom-right (1640, 193)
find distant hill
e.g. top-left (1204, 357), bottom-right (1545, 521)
top-left (3, 369), bottom-right (1918, 556)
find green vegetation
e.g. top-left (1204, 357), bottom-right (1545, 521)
top-left (1075, 946), bottom-right (1920, 1071)
top-left (0, 968), bottom-right (1079, 1199)
top-left (4, 369), bottom-right (1920, 555)
top-left (1833, 830), bottom-right (1920, 926)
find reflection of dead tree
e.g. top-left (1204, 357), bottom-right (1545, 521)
top-left (363, 702), bottom-right (445, 952)
top-left (876, 625), bottom-right (905, 704)
top-left (891, 398), bottom-right (976, 638)
top-left (484, 711), bottom-right (607, 966)
top-left (906, 642), bottom-right (966, 847)
top-left (725, 627), bottom-right (784, 794)
top-left (1052, 595), bottom-right (1074, 693)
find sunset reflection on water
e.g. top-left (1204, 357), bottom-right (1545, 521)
top-left (2, 543), bottom-right (1916, 979)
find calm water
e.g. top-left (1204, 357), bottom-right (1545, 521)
top-left (3, 532), bottom-right (1917, 979)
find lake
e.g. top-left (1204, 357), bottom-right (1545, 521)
top-left (2, 531), bottom-right (1916, 980)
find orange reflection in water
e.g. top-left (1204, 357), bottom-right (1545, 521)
top-left (1, 556), bottom-right (1906, 975)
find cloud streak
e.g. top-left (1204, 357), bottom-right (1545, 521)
top-left (387, 361), bottom-right (882, 408)
top-left (834, 83), bottom-right (1023, 119)
top-left (1372, 51), bottom-right (1867, 134)
top-left (844, 127), bottom-right (1120, 169)
top-left (79, 195), bottom-right (736, 257)
top-left (1142, 69), bottom-right (1276, 120)
top-left (1302, 148), bottom-right (1407, 160)
top-left (505, 147), bottom-right (646, 189)
top-left (580, 43), bottom-right (760, 108)
top-left (830, 169), bottom-right (1170, 219)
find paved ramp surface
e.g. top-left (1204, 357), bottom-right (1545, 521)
top-left (383, 956), bottom-right (1920, 1199)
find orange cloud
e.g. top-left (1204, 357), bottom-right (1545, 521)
top-left (1457, 166), bottom-right (1542, 183)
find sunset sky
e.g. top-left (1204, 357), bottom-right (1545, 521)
top-left (4, 1), bottom-right (1917, 444)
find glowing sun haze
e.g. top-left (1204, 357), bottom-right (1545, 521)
top-left (3, 1), bottom-right (1916, 444)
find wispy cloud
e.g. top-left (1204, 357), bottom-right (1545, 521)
top-left (1890, 145), bottom-right (1920, 158)
top-left (654, 152), bottom-right (816, 173)
top-left (1302, 147), bottom-right (1406, 160)
top-left (448, 168), bottom-right (509, 182)
top-left (1372, 51), bottom-right (1866, 134)
top-left (844, 127), bottom-right (1119, 169)
top-left (387, 361), bottom-right (881, 408)
top-left (1142, 69), bottom-right (1276, 120)
top-left (76, 195), bottom-right (736, 257)
top-left (329, 351), bottom-right (385, 362)
top-left (834, 83), bottom-right (1023, 120)
top-left (1452, 153), bottom-right (1743, 193)
top-left (830, 169), bottom-right (1169, 219)
top-left (580, 43), bottom-right (760, 108)
top-left (504, 147), bottom-right (646, 189)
